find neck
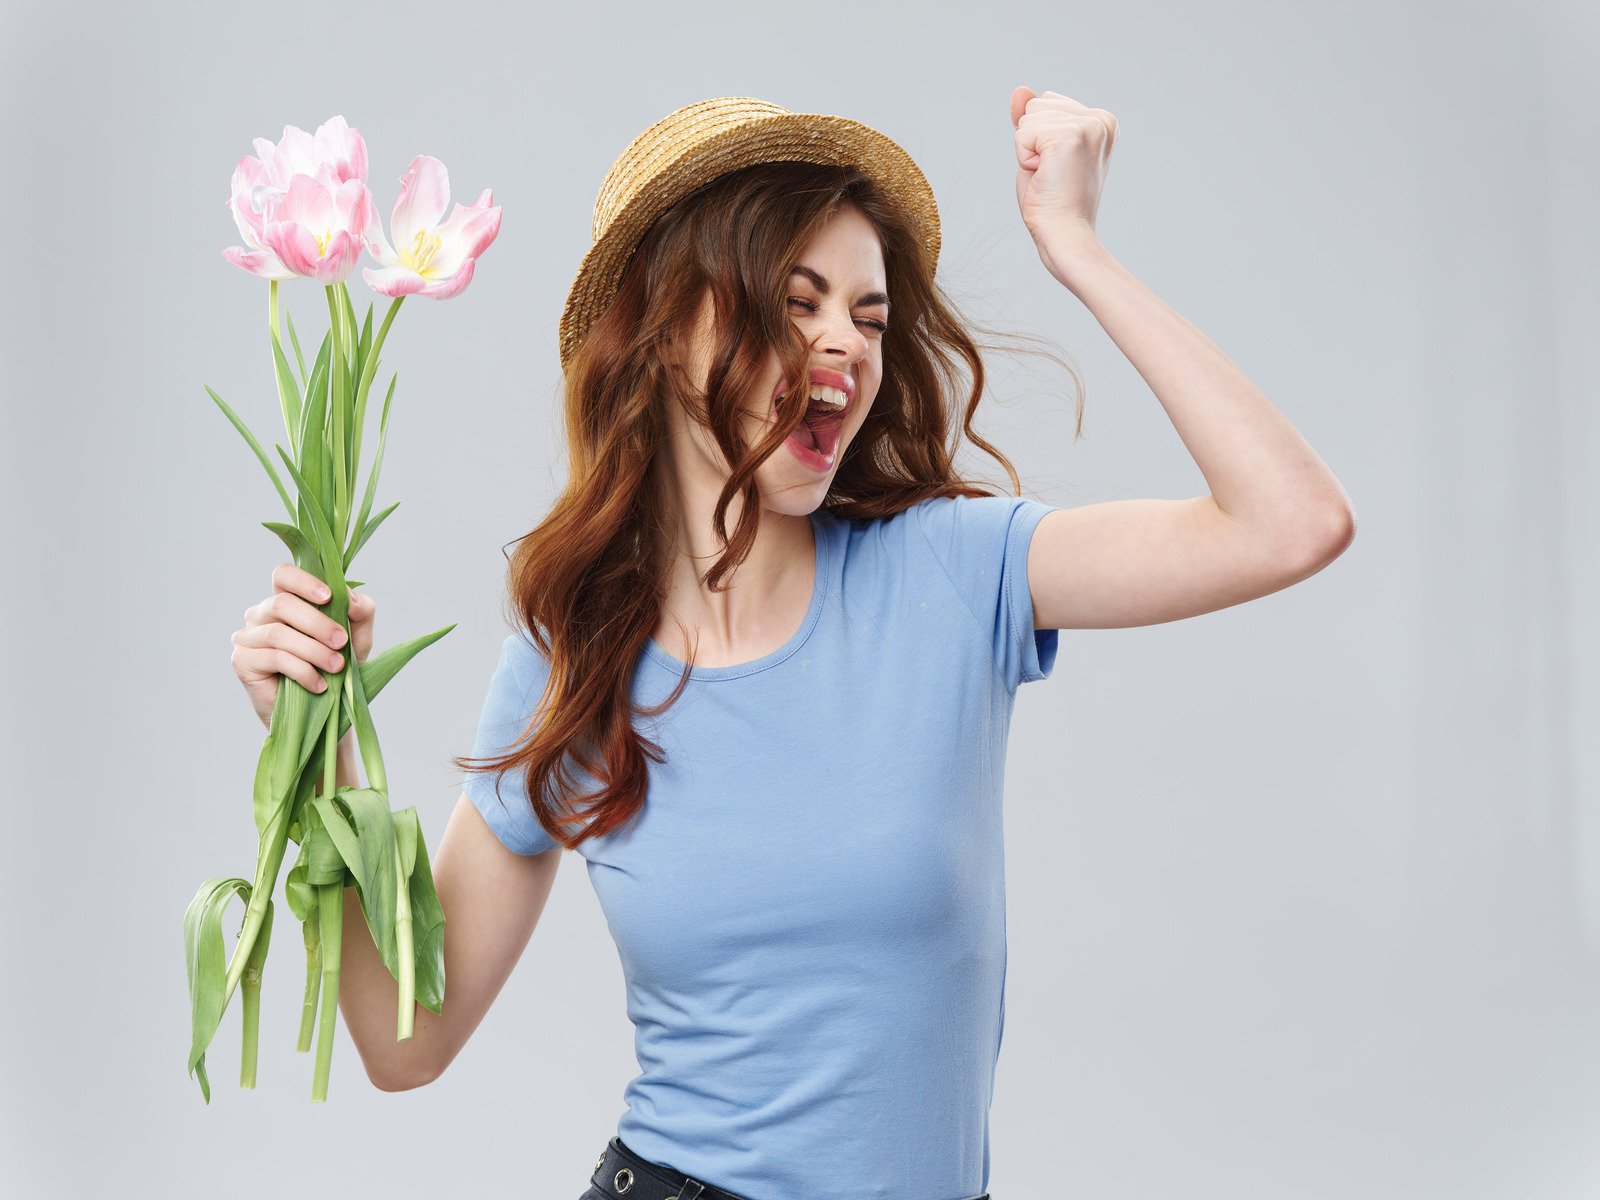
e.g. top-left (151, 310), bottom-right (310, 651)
top-left (651, 475), bottom-right (817, 667)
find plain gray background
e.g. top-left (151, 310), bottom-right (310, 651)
top-left (3, 0), bottom-right (1596, 1196)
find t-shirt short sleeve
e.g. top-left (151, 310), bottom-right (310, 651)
top-left (913, 493), bottom-right (1061, 692)
top-left (462, 632), bottom-right (560, 855)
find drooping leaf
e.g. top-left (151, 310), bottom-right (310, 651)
top-left (184, 876), bottom-right (252, 1103)
top-left (286, 809), bottom-right (345, 922)
top-left (312, 787), bottom-right (401, 973)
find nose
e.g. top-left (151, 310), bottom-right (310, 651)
top-left (809, 306), bottom-right (869, 365)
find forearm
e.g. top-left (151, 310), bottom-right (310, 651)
top-left (328, 733), bottom-right (440, 1091)
top-left (1050, 236), bottom-right (1354, 540)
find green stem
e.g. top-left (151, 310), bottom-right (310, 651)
top-left (268, 280), bottom-right (295, 445)
top-left (311, 881), bottom-right (344, 1102)
top-left (392, 834), bottom-right (416, 1041)
top-left (239, 904), bottom-right (271, 1089)
top-left (352, 292), bottom-right (404, 448)
top-left (297, 916), bottom-right (322, 1053)
top-left (311, 700), bottom-right (344, 1102)
top-left (324, 286), bottom-right (351, 556)
top-left (219, 800), bottom-right (292, 1010)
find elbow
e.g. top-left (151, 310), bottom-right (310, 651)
top-left (1312, 502), bottom-right (1357, 563)
top-left (363, 1047), bottom-right (444, 1092)
top-left (369, 1063), bottom-right (440, 1092)
top-left (1282, 502), bottom-right (1356, 572)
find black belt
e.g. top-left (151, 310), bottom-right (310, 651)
top-left (588, 1135), bottom-right (992, 1200)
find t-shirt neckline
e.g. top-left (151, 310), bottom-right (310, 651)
top-left (642, 508), bottom-right (834, 682)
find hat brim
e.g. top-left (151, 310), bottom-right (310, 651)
top-left (558, 109), bottom-right (939, 371)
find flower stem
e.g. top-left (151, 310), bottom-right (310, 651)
top-left (297, 917), bottom-right (321, 1053)
top-left (311, 881), bottom-right (344, 1102)
top-left (392, 834), bottom-right (416, 1040)
top-left (219, 800), bottom-right (291, 1010)
top-left (239, 901), bottom-right (271, 1089)
top-left (311, 698), bottom-right (344, 1102)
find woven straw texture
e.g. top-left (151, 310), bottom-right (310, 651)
top-left (557, 96), bottom-right (940, 370)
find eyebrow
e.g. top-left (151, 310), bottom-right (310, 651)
top-left (789, 265), bottom-right (890, 309)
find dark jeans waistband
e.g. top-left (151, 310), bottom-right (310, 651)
top-left (587, 1134), bottom-right (991, 1200)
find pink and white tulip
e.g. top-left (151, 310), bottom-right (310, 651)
top-left (361, 156), bottom-right (501, 300)
top-left (257, 171), bottom-right (372, 284)
top-left (222, 115), bottom-right (370, 281)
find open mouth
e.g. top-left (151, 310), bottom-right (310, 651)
top-left (794, 395), bottom-right (846, 454)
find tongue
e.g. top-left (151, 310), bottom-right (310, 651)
top-left (798, 417), bottom-right (821, 451)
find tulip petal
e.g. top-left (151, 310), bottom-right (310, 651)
top-left (389, 156), bottom-right (451, 249)
top-left (361, 191), bottom-right (398, 265)
top-left (222, 245), bottom-right (298, 280)
top-left (417, 255), bottom-right (475, 300)
top-left (417, 197), bottom-right (501, 280)
top-left (361, 263), bottom-right (431, 297)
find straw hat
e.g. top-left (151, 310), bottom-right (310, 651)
top-left (557, 95), bottom-right (941, 371)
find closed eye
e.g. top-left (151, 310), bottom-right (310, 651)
top-left (787, 296), bottom-right (889, 333)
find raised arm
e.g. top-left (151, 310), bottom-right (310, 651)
top-left (1010, 88), bottom-right (1355, 631)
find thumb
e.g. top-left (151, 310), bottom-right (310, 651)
top-left (1009, 85), bottom-right (1034, 129)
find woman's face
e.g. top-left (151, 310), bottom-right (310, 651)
top-left (667, 204), bottom-right (890, 517)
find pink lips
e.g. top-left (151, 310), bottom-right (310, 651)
top-left (774, 367), bottom-right (856, 406)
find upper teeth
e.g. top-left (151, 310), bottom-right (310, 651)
top-left (803, 384), bottom-right (848, 410)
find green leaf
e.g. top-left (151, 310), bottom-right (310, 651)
top-left (351, 302), bottom-right (376, 476)
top-left (294, 334), bottom-right (331, 522)
top-left (351, 373), bottom-right (397, 553)
top-left (261, 520), bottom-right (313, 563)
top-left (357, 622), bottom-right (458, 701)
top-left (286, 814), bottom-right (345, 922)
top-left (184, 876), bottom-right (252, 1104)
top-left (205, 385), bottom-right (296, 522)
top-left (275, 446), bottom-right (344, 591)
top-left (346, 501), bottom-right (399, 569)
top-left (295, 334), bottom-right (332, 463)
top-left (312, 787), bottom-right (400, 972)
top-left (270, 326), bottom-right (304, 445)
top-left (255, 661), bottom-right (345, 846)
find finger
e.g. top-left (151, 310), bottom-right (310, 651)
top-left (1014, 125), bottom-right (1041, 171)
top-left (234, 619), bottom-right (348, 675)
top-left (1009, 85), bottom-right (1035, 129)
top-left (232, 640), bottom-right (336, 694)
top-left (260, 589), bottom-right (351, 650)
top-left (272, 561), bottom-right (333, 605)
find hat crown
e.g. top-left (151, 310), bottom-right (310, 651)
top-left (592, 96), bottom-right (792, 241)
top-left (560, 96), bottom-right (940, 370)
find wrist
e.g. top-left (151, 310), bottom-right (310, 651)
top-left (1036, 225), bottom-right (1109, 292)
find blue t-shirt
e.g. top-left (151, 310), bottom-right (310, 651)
top-left (465, 494), bottom-right (1059, 1200)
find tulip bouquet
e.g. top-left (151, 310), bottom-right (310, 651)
top-left (183, 115), bottom-right (501, 1103)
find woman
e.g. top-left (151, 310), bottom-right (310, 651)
top-left (230, 92), bottom-right (1355, 1200)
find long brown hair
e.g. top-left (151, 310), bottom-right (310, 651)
top-left (452, 159), bottom-right (1083, 851)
